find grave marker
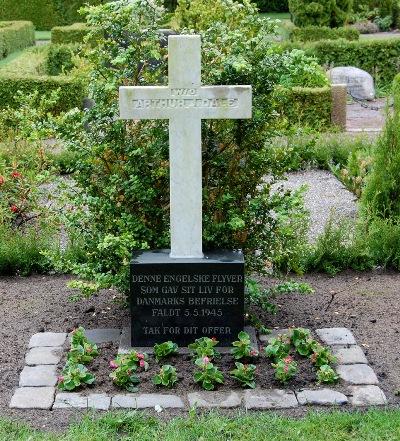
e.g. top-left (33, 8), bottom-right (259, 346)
top-left (119, 35), bottom-right (252, 346)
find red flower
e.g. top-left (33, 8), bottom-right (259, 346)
top-left (139, 359), bottom-right (145, 368)
top-left (0, 176), bottom-right (4, 185)
top-left (250, 349), bottom-right (258, 357)
top-left (211, 337), bottom-right (217, 341)
top-left (57, 376), bottom-right (64, 383)
top-left (10, 205), bottom-right (19, 213)
top-left (11, 171), bottom-right (22, 179)
top-left (109, 360), bottom-right (118, 369)
top-left (283, 356), bottom-right (293, 364)
top-left (202, 356), bottom-right (210, 364)
top-left (137, 353), bottom-right (144, 360)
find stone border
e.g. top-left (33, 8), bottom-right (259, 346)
top-left (9, 327), bottom-right (388, 410)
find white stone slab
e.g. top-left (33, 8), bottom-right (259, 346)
top-left (296, 389), bottom-right (348, 406)
top-left (187, 392), bottom-right (241, 408)
top-left (88, 393), bottom-right (111, 410)
top-left (332, 345), bottom-right (368, 365)
top-left (119, 35), bottom-right (252, 259)
top-left (10, 387), bottom-right (55, 409)
top-left (244, 389), bottom-right (298, 409)
top-left (29, 332), bottom-right (67, 348)
top-left (316, 328), bottom-right (356, 346)
top-left (112, 394), bottom-right (184, 409)
top-left (349, 385), bottom-right (387, 406)
top-left (19, 365), bottom-right (57, 387)
top-left (25, 347), bottom-right (62, 365)
top-left (53, 393), bottom-right (88, 409)
top-left (337, 364), bottom-right (379, 385)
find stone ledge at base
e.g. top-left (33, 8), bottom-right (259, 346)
top-left (296, 389), bottom-right (348, 406)
top-left (187, 391), bottom-right (241, 408)
top-left (53, 393), bottom-right (111, 410)
top-left (112, 394), bottom-right (185, 409)
top-left (244, 389), bottom-right (298, 409)
top-left (348, 386), bottom-right (387, 406)
top-left (10, 387), bottom-right (55, 409)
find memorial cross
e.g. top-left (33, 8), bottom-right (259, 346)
top-left (119, 35), bottom-right (252, 259)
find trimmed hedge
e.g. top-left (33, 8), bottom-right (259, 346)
top-left (0, 0), bottom-right (107, 31)
top-left (290, 25), bottom-right (360, 42)
top-left (254, 0), bottom-right (288, 13)
top-left (0, 21), bottom-right (34, 59)
top-left (289, 0), bottom-right (352, 27)
top-left (51, 23), bottom-right (89, 44)
top-left (274, 85), bottom-right (333, 130)
top-left (0, 74), bottom-right (86, 113)
top-left (281, 37), bottom-right (400, 87)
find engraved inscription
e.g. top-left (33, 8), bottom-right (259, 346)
top-left (131, 98), bottom-right (239, 110)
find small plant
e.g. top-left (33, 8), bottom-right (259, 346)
top-left (188, 337), bottom-right (220, 360)
top-left (58, 362), bottom-right (95, 391)
top-left (193, 357), bottom-right (224, 391)
top-left (153, 365), bottom-right (178, 388)
top-left (264, 334), bottom-right (291, 361)
top-left (68, 326), bottom-right (99, 364)
top-left (290, 328), bottom-right (317, 357)
top-left (109, 351), bottom-right (149, 392)
top-left (272, 355), bottom-right (298, 384)
top-left (153, 341), bottom-right (179, 362)
top-left (316, 364), bottom-right (339, 384)
top-left (231, 331), bottom-right (259, 360)
top-left (310, 344), bottom-right (336, 367)
top-left (229, 362), bottom-right (256, 389)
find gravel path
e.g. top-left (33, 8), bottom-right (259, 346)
top-left (276, 170), bottom-right (358, 242)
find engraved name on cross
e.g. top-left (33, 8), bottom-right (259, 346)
top-left (119, 35), bottom-right (252, 259)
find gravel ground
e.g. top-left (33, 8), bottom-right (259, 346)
top-left (275, 170), bottom-right (358, 242)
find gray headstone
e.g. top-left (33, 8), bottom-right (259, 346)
top-left (328, 67), bottom-right (375, 101)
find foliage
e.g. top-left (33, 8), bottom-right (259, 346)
top-left (264, 334), bottom-right (291, 361)
top-left (229, 362), bottom-right (256, 388)
top-left (188, 337), bottom-right (220, 360)
top-left (290, 328), bottom-right (317, 357)
top-left (0, 21), bottom-right (34, 59)
top-left (57, 362), bottom-right (95, 391)
top-left (153, 341), bottom-right (179, 362)
top-left (231, 331), bottom-right (259, 360)
top-left (54, 0), bottom-right (316, 295)
top-left (153, 364), bottom-right (178, 388)
top-left (45, 44), bottom-right (77, 76)
top-left (272, 355), bottom-right (297, 383)
top-left (290, 25), bottom-right (359, 42)
top-left (310, 344), bottom-right (336, 367)
top-left (51, 23), bottom-right (90, 44)
top-left (374, 15), bottom-right (393, 31)
top-left (254, 0), bottom-right (288, 13)
top-left (289, 0), bottom-right (353, 27)
top-left (352, 0), bottom-right (399, 27)
top-left (281, 37), bottom-right (400, 87)
top-left (0, 0), bottom-right (106, 30)
top-left (109, 351), bottom-right (149, 392)
top-left (316, 364), bottom-right (339, 384)
top-left (68, 326), bottom-right (99, 364)
top-left (193, 356), bottom-right (224, 390)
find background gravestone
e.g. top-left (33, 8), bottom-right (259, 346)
top-left (328, 66), bottom-right (375, 101)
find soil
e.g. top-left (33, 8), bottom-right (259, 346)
top-left (0, 270), bottom-right (400, 431)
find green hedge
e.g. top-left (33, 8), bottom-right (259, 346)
top-left (254, 0), bottom-right (288, 13)
top-left (51, 22), bottom-right (89, 44)
top-left (0, 21), bottom-right (34, 59)
top-left (0, 0), bottom-right (107, 31)
top-left (290, 25), bottom-right (360, 42)
top-left (281, 38), bottom-right (400, 87)
top-left (0, 74), bottom-right (86, 113)
top-left (289, 0), bottom-right (352, 27)
top-left (274, 85), bottom-right (333, 130)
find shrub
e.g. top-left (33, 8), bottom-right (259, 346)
top-left (45, 44), bottom-right (77, 76)
top-left (53, 0), bottom-right (313, 295)
top-left (0, 21), bottom-right (34, 59)
top-left (289, 0), bottom-right (352, 27)
top-left (254, 0), bottom-right (288, 13)
top-left (0, 0), bottom-right (107, 30)
top-left (281, 37), bottom-right (400, 87)
top-left (290, 25), bottom-right (359, 42)
top-left (51, 23), bottom-right (90, 44)
top-left (352, 0), bottom-right (399, 26)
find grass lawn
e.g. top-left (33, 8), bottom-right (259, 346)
top-left (2, 410), bottom-right (400, 440)
top-left (260, 12), bottom-right (291, 20)
top-left (35, 31), bottom-right (51, 41)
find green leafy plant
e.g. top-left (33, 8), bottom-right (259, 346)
top-left (229, 362), bottom-right (256, 389)
top-left (316, 364), bottom-right (339, 384)
top-left (153, 341), bottom-right (179, 362)
top-left (188, 337), bottom-right (220, 360)
top-left (109, 351), bottom-right (149, 392)
top-left (310, 344), bottom-right (336, 367)
top-left (290, 328), bottom-right (317, 357)
top-left (231, 331), bottom-right (259, 360)
top-left (68, 326), bottom-right (99, 364)
top-left (57, 362), bottom-right (95, 391)
top-left (193, 357), bottom-right (224, 391)
top-left (272, 355), bottom-right (298, 384)
top-left (153, 365), bottom-right (178, 388)
top-left (264, 335), bottom-right (291, 362)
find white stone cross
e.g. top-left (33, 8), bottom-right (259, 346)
top-left (119, 35), bottom-right (252, 259)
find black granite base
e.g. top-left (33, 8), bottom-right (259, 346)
top-left (130, 250), bottom-right (245, 347)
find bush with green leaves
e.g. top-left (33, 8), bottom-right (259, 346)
top-left (290, 25), bottom-right (359, 42)
top-left (316, 364), bottom-right (339, 384)
top-left (231, 331), bottom-right (259, 360)
top-left (272, 355), bottom-right (297, 383)
top-left (46, 44), bottom-right (78, 76)
top-left (68, 326), bottom-right (99, 364)
top-left (153, 341), bottom-right (179, 362)
top-left (188, 337), bottom-right (220, 360)
top-left (193, 356), bottom-right (224, 390)
top-left (109, 351), bottom-right (149, 392)
top-left (264, 335), bottom-right (291, 361)
top-left (0, 21), bottom-right (34, 59)
top-left (51, 23), bottom-right (90, 44)
top-left (153, 365), bottom-right (178, 388)
top-left (53, 0), bottom-right (317, 296)
top-left (289, 0), bottom-right (352, 27)
top-left (58, 362), bottom-right (95, 391)
top-left (229, 362), bottom-right (256, 388)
